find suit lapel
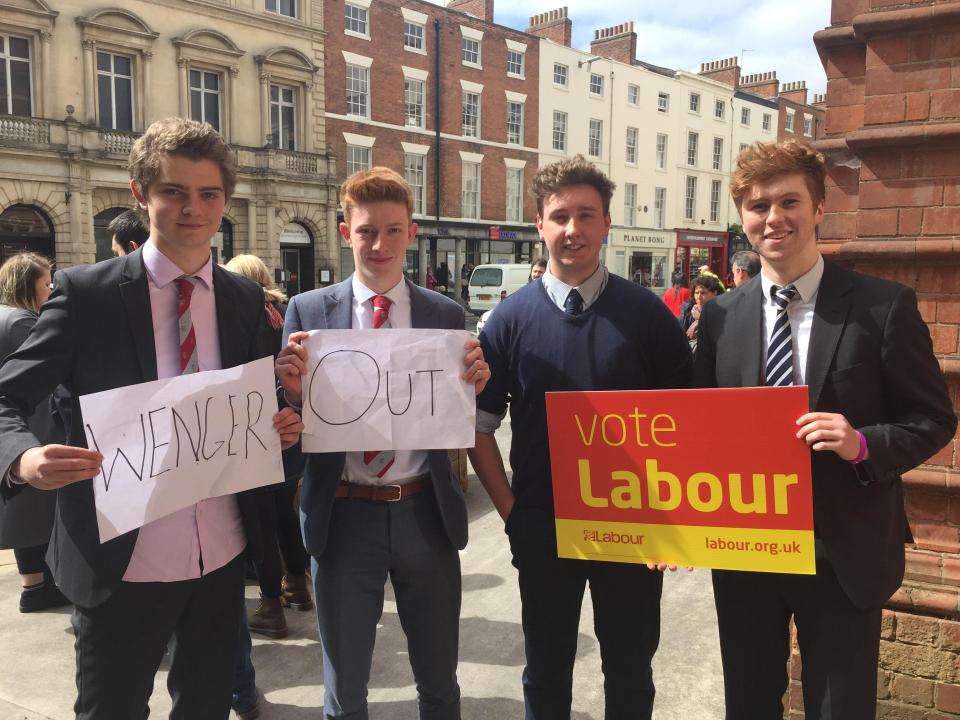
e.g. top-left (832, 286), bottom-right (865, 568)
top-left (806, 261), bottom-right (852, 410)
top-left (213, 264), bottom-right (246, 368)
top-left (408, 279), bottom-right (439, 329)
top-left (324, 276), bottom-right (354, 329)
top-left (119, 250), bottom-right (158, 382)
top-left (734, 279), bottom-right (765, 387)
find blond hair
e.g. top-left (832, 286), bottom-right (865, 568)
top-left (224, 254), bottom-right (286, 304)
top-left (128, 117), bottom-right (237, 200)
top-left (340, 167), bottom-right (413, 224)
top-left (730, 140), bottom-right (826, 210)
top-left (0, 252), bottom-right (52, 313)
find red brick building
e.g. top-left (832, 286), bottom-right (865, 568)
top-left (324, 0), bottom-right (541, 288)
top-left (787, 1), bottom-right (960, 718)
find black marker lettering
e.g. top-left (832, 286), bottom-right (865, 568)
top-left (171, 402), bottom-right (202, 466)
top-left (148, 406), bottom-right (171, 478)
top-left (200, 396), bottom-right (225, 461)
top-left (227, 394), bottom-right (239, 456)
top-left (385, 371), bottom-right (413, 416)
top-left (415, 369), bottom-right (443, 416)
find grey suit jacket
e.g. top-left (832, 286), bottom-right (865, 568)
top-left (284, 276), bottom-right (469, 556)
top-left (694, 261), bottom-right (957, 609)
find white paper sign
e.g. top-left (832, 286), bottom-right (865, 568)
top-left (79, 356), bottom-right (284, 543)
top-left (300, 329), bottom-right (475, 452)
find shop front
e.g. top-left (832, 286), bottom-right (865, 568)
top-left (675, 229), bottom-right (728, 285)
top-left (606, 229), bottom-right (673, 295)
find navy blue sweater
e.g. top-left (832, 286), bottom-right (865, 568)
top-left (477, 274), bottom-right (693, 512)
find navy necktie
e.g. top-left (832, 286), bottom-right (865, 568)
top-left (766, 284), bottom-right (798, 386)
top-left (564, 289), bottom-right (584, 316)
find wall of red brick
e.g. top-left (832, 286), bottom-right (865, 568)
top-left (795, 2), bottom-right (960, 718)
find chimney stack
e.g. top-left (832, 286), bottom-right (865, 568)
top-left (589, 21), bottom-right (637, 65)
top-left (811, 92), bottom-right (826, 107)
top-left (739, 70), bottom-right (779, 98)
top-left (698, 56), bottom-right (741, 88)
top-left (447, 0), bottom-right (494, 22)
top-left (780, 80), bottom-right (809, 105)
top-left (527, 7), bottom-right (572, 47)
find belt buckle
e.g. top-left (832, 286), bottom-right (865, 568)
top-left (381, 484), bottom-right (403, 502)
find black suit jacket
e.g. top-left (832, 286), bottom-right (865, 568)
top-left (0, 249), bottom-right (272, 608)
top-left (694, 261), bottom-right (956, 609)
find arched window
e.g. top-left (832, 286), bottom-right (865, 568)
top-left (0, 204), bottom-right (55, 264)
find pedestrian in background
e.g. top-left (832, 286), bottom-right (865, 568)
top-left (662, 271), bottom-right (691, 318)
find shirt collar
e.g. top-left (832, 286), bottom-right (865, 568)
top-left (142, 240), bottom-right (213, 290)
top-left (351, 274), bottom-right (408, 307)
top-left (760, 253), bottom-right (823, 304)
top-left (542, 263), bottom-right (609, 310)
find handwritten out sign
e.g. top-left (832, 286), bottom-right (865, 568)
top-left (546, 387), bottom-right (815, 573)
top-left (300, 329), bottom-right (475, 452)
top-left (80, 357), bottom-right (284, 543)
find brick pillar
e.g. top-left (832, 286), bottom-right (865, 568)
top-left (790, 2), bottom-right (960, 719)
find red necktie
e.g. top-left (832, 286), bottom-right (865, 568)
top-left (176, 276), bottom-right (198, 374)
top-left (364, 295), bottom-right (394, 477)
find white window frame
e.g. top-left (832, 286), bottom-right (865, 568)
top-left (404, 149), bottom-right (427, 215)
top-left (346, 144), bottom-right (371, 175)
top-left (654, 187), bottom-right (666, 229)
top-left (344, 3), bottom-right (370, 39)
top-left (189, 68), bottom-right (222, 131)
top-left (588, 118), bottom-right (603, 158)
top-left (712, 136), bottom-right (723, 172)
top-left (785, 109), bottom-right (795, 132)
top-left (655, 133), bottom-right (667, 170)
top-left (553, 62), bottom-right (568, 87)
top-left (460, 26), bottom-right (483, 69)
top-left (710, 179), bottom-right (721, 223)
top-left (506, 98), bottom-right (524, 145)
top-left (684, 176), bottom-right (697, 221)
top-left (687, 131), bottom-right (698, 167)
top-left (461, 85), bottom-right (481, 137)
top-left (740, 106), bottom-right (751, 126)
top-left (401, 8), bottom-right (428, 55)
top-left (624, 183), bottom-right (637, 227)
top-left (505, 164), bottom-right (523, 222)
top-left (762, 112), bottom-right (772, 131)
top-left (505, 40), bottom-right (525, 79)
top-left (714, 98), bottom-right (725, 119)
top-left (404, 77), bottom-right (424, 128)
top-left (270, 83), bottom-right (297, 150)
top-left (657, 92), bottom-right (669, 112)
top-left (265, 0), bottom-right (298, 19)
top-left (460, 153), bottom-right (482, 220)
top-left (0, 32), bottom-right (33, 117)
top-left (345, 63), bottom-right (370, 119)
top-left (689, 92), bottom-right (700, 113)
top-left (96, 50), bottom-right (135, 131)
top-left (803, 114), bottom-right (813, 137)
top-left (589, 72), bottom-right (604, 97)
top-left (552, 110), bottom-right (567, 152)
top-left (627, 83), bottom-right (639, 106)
top-left (625, 126), bottom-right (638, 165)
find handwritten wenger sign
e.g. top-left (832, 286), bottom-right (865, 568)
top-left (80, 357), bottom-right (284, 543)
top-left (546, 387), bottom-right (814, 573)
top-left (300, 329), bottom-right (476, 452)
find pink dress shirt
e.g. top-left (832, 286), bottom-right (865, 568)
top-left (121, 242), bottom-right (246, 582)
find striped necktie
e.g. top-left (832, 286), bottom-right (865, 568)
top-left (765, 284), bottom-right (798, 386)
top-left (175, 276), bottom-right (199, 375)
top-left (364, 295), bottom-right (394, 477)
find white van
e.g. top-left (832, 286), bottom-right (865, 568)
top-left (468, 263), bottom-right (530, 315)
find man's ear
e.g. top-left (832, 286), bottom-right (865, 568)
top-left (339, 222), bottom-right (352, 245)
top-left (130, 179), bottom-right (148, 210)
top-left (130, 241), bottom-right (140, 251)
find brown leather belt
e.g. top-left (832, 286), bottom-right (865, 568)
top-left (335, 475), bottom-right (432, 502)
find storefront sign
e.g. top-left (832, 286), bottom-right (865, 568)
top-left (677, 231), bottom-right (725, 245)
top-left (546, 387), bottom-right (814, 573)
top-left (280, 223), bottom-right (311, 246)
top-left (619, 233), bottom-right (670, 246)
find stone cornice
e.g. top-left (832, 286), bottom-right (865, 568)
top-left (818, 239), bottom-right (960, 262)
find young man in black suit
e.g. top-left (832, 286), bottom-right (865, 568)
top-left (0, 117), bottom-right (302, 719)
top-left (694, 140), bottom-right (957, 719)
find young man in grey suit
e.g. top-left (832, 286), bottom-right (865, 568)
top-left (694, 140), bottom-right (957, 719)
top-left (275, 167), bottom-right (489, 720)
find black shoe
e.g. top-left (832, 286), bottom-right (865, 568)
top-left (234, 697), bottom-right (260, 719)
top-left (19, 582), bottom-right (71, 613)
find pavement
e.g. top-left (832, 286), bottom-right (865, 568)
top-left (0, 392), bottom-right (725, 719)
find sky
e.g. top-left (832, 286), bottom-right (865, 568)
top-left (428, 0), bottom-right (832, 96)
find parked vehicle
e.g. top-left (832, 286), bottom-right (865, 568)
top-left (467, 264), bottom-right (530, 315)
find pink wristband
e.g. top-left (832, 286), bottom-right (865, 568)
top-left (850, 431), bottom-right (868, 465)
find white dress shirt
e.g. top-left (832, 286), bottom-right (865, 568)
top-left (541, 263), bottom-right (609, 312)
top-left (759, 254), bottom-right (825, 386)
top-left (344, 275), bottom-right (429, 485)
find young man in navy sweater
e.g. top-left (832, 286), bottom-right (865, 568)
top-left (469, 155), bottom-right (693, 719)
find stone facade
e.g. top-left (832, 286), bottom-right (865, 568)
top-left (0, 0), bottom-right (337, 296)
